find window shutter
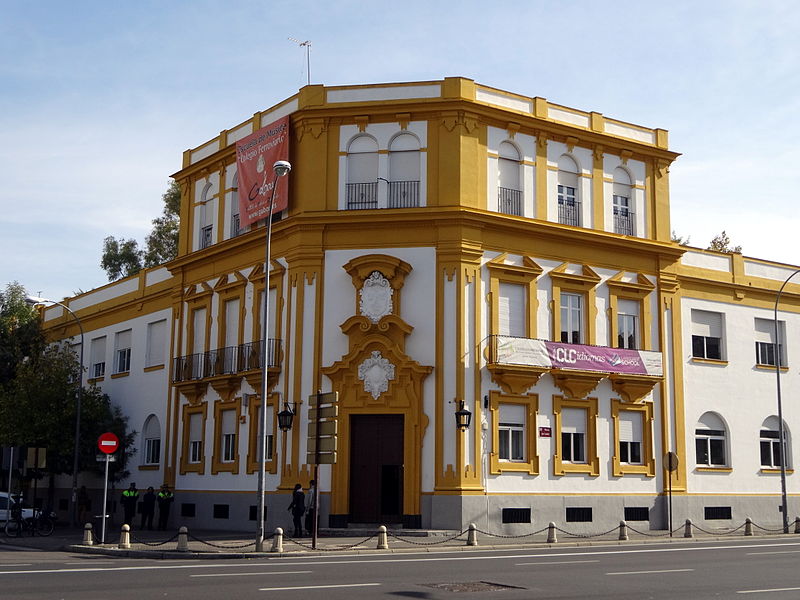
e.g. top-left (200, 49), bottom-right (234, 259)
top-left (192, 308), bottom-right (206, 354)
top-left (619, 412), bottom-right (642, 443)
top-left (189, 413), bottom-right (202, 442)
top-left (561, 407), bottom-right (585, 434)
top-left (221, 409), bottom-right (236, 435)
top-left (618, 299), bottom-right (639, 317)
top-left (499, 403), bottom-right (525, 426)
top-left (224, 300), bottom-right (240, 348)
top-left (146, 321), bottom-right (166, 367)
top-left (691, 310), bottom-right (721, 338)
top-left (754, 318), bottom-right (777, 344)
top-left (498, 282), bottom-right (526, 337)
top-left (91, 336), bottom-right (106, 365)
top-left (116, 329), bottom-right (131, 350)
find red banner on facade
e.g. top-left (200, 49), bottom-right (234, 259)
top-left (236, 115), bottom-right (290, 228)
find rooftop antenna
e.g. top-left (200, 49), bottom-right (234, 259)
top-left (288, 37), bottom-right (312, 86)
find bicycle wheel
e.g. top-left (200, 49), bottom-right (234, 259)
top-left (35, 517), bottom-right (54, 537)
top-left (4, 519), bottom-right (22, 537)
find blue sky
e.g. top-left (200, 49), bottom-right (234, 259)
top-left (2, 0), bottom-right (799, 301)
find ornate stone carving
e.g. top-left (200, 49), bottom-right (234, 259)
top-left (358, 350), bottom-right (395, 400)
top-left (359, 271), bottom-right (393, 323)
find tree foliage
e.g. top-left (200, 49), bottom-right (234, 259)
top-left (707, 230), bottom-right (742, 254)
top-left (0, 282), bottom-right (44, 385)
top-left (100, 180), bottom-right (180, 281)
top-left (671, 230), bottom-right (691, 246)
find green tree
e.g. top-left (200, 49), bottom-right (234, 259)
top-left (707, 230), bottom-right (742, 254)
top-left (101, 180), bottom-right (180, 281)
top-left (671, 230), bottom-right (691, 246)
top-left (0, 282), bottom-right (44, 385)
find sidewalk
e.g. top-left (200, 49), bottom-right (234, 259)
top-left (1, 521), bottom-right (794, 559)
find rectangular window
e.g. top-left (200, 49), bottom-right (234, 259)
top-left (617, 299), bottom-right (639, 349)
top-left (691, 310), bottom-right (723, 360)
top-left (230, 213), bottom-right (241, 238)
top-left (618, 411), bottom-right (643, 465)
top-left (760, 430), bottom-right (784, 468)
top-left (188, 412), bottom-right (203, 464)
top-left (557, 185), bottom-right (580, 226)
top-left (560, 292), bottom-right (583, 344)
top-left (755, 318), bottom-right (785, 366)
top-left (220, 409), bottom-right (237, 463)
top-left (114, 330), bottom-right (132, 374)
top-left (498, 282), bottom-right (526, 337)
top-left (566, 507), bottom-right (592, 522)
top-left (145, 320), bottom-right (166, 367)
top-left (501, 508), bottom-right (531, 524)
top-left (180, 503), bottom-right (196, 518)
top-left (695, 428), bottom-right (726, 466)
top-left (90, 336), bottom-right (106, 378)
top-left (144, 438), bottom-right (161, 465)
top-left (200, 225), bottom-right (213, 249)
top-left (704, 506), bottom-right (732, 520)
top-left (562, 407), bottom-right (586, 463)
top-left (498, 404), bottom-right (525, 461)
top-left (624, 507), bottom-right (649, 522)
top-left (213, 504), bottom-right (229, 519)
top-left (613, 195), bottom-right (635, 236)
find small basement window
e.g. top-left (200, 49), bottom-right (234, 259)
top-left (502, 508), bottom-right (531, 524)
top-left (624, 507), bottom-right (649, 521)
top-left (213, 504), bottom-right (229, 519)
top-left (180, 503), bottom-right (196, 518)
top-left (704, 506), bottom-right (732, 520)
top-left (566, 507), bottom-right (593, 522)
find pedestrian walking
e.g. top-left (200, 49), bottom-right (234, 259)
top-left (304, 479), bottom-right (317, 536)
top-left (140, 486), bottom-right (156, 530)
top-left (157, 484), bottom-right (174, 531)
top-left (120, 483), bottom-right (139, 527)
top-left (287, 483), bottom-right (305, 537)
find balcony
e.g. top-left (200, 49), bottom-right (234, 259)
top-left (613, 208), bottom-right (635, 236)
top-left (172, 340), bottom-right (282, 383)
top-left (346, 182), bottom-right (378, 209)
top-left (558, 200), bottom-right (581, 227)
top-left (498, 187), bottom-right (522, 216)
top-left (387, 180), bottom-right (420, 208)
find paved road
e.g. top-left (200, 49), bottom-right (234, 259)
top-left (4, 537), bottom-right (800, 599)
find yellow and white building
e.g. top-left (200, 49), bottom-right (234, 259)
top-left (38, 77), bottom-right (800, 532)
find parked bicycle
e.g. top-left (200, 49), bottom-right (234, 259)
top-left (4, 502), bottom-right (54, 537)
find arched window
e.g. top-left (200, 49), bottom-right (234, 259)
top-left (388, 133), bottom-right (420, 208)
top-left (199, 181), bottom-right (214, 249)
top-left (346, 136), bottom-right (378, 209)
top-left (557, 155), bottom-right (580, 226)
top-left (760, 416), bottom-right (790, 469)
top-left (498, 142), bottom-right (522, 216)
top-left (612, 167), bottom-right (634, 236)
top-left (142, 414), bottom-right (161, 466)
top-left (695, 412), bottom-right (728, 467)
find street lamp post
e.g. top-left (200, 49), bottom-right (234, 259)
top-left (774, 268), bottom-right (800, 534)
top-left (26, 295), bottom-right (84, 527)
top-left (256, 160), bottom-right (291, 552)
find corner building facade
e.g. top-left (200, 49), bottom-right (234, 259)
top-left (38, 77), bottom-right (800, 533)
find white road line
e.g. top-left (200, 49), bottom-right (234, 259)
top-left (746, 550), bottom-right (800, 556)
top-left (0, 563), bottom-right (273, 575)
top-left (607, 568), bottom-right (694, 576)
top-left (259, 583), bottom-right (381, 592)
top-left (191, 570), bottom-right (312, 578)
top-left (738, 587), bottom-right (800, 594)
top-left (0, 564), bottom-right (32, 567)
top-left (516, 560), bottom-right (600, 566)
top-left (65, 561), bottom-right (115, 565)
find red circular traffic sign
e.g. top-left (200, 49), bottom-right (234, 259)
top-left (97, 432), bottom-right (120, 454)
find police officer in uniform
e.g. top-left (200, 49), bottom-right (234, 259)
top-left (120, 483), bottom-right (139, 527)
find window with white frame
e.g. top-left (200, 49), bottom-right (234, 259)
top-left (388, 133), bottom-right (420, 208)
top-left (754, 318), bottom-right (785, 367)
top-left (557, 155), bottom-right (580, 227)
top-left (561, 407), bottom-right (586, 463)
top-left (618, 411), bottom-right (643, 464)
top-left (760, 416), bottom-right (789, 469)
top-left (498, 282), bottom-right (526, 337)
top-left (145, 320), bottom-right (166, 368)
top-left (90, 336), bottom-right (106, 378)
top-left (695, 412), bottom-right (727, 466)
top-left (612, 167), bottom-right (634, 236)
top-left (498, 404), bottom-right (525, 461)
top-left (346, 136), bottom-right (378, 210)
top-left (114, 329), bottom-right (132, 374)
top-left (498, 142), bottom-right (522, 216)
top-left (142, 414), bottom-right (161, 465)
top-left (230, 172), bottom-right (243, 238)
top-left (691, 309), bottom-right (724, 360)
top-left (220, 409), bottom-right (237, 463)
top-left (617, 299), bottom-right (639, 349)
top-left (188, 412), bottom-right (203, 464)
top-left (560, 292), bottom-right (583, 344)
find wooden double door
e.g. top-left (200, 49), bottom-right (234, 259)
top-left (349, 414), bottom-right (404, 524)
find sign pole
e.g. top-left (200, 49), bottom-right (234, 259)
top-left (312, 390), bottom-right (321, 550)
top-left (5, 447), bottom-right (13, 523)
top-left (101, 454), bottom-right (110, 544)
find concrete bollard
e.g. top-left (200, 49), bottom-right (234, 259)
top-left (547, 522), bottom-right (557, 544)
top-left (794, 517), bottom-right (800, 534)
top-left (271, 527), bottom-right (284, 553)
top-left (118, 524), bottom-right (131, 549)
top-left (176, 526), bottom-right (189, 552)
top-left (684, 519), bottom-right (693, 538)
top-left (377, 525), bottom-right (388, 550)
top-left (467, 523), bottom-right (478, 546)
top-left (745, 517), bottom-right (753, 536)
top-left (82, 523), bottom-right (94, 546)
top-left (619, 520), bottom-right (628, 541)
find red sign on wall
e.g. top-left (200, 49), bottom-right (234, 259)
top-left (97, 432), bottom-right (120, 454)
top-left (539, 427), bottom-right (552, 438)
top-left (235, 116), bottom-right (290, 229)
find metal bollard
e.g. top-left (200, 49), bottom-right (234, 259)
top-left (176, 526), bottom-right (189, 552)
top-left (547, 522), bottom-right (557, 544)
top-left (684, 519), bottom-right (693, 538)
top-left (467, 523), bottom-right (478, 546)
top-left (118, 524), bottom-right (131, 549)
top-left (377, 525), bottom-right (388, 550)
top-left (619, 520), bottom-right (628, 541)
top-left (795, 517), bottom-right (800, 534)
top-left (271, 527), bottom-right (284, 553)
top-left (745, 517), bottom-right (753, 536)
top-left (83, 523), bottom-right (94, 546)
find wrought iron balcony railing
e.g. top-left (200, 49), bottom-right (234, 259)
top-left (387, 180), bottom-right (420, 208)
top-left (498, 187), bottom-right (522, 216)
top-left (172, 339), bottom-right (281, 383)
top-left (346, 182), bottom-right (378, 209)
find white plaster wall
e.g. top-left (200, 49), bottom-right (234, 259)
top-left (604, 120), bottom-right (655, 145)
top-left (66, 278), bottom-right (140, 313)
top-left (145, 267), bottom-right (171, 287)
top-left (475, 87), bottom-right (533, 113)
top-left (548, 106), bottom-right (590, 128)
top-left (327, 84), bottom-right (441, 104)
top-left (682, 251), bottom-right (732, 272)
top-left (744, 261), bottom-right (800, 283)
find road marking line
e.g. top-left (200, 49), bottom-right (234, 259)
top-left (259, 583), bottom-right (380, 592)
top-left (0, 563), bottom-right (272, 575)
top-left (746, 550), bottom-right (800, 556)
top-left (65, 561), bottom-right (115, 565)
top-left (0, 564), bottom-right (32, 567)
top-left (738, 587), bottom-right (800, 594)
top-left (607, 568), bottom-right (694, 576)
top-left (191, 570), bottom-right (312, 578)
top-left (516, 560), bottom-right (600, 566)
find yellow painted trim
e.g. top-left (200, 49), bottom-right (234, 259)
top-left (755, 364), bottom-right (790, 372)
top-left (489, 390), bottom-right (539, 475)
top-left (246, 393), bottom-right (278, 475)
top-left (179, 401), bottom-right (208, 475)
top-left (552, 395), bottom-right (600, 476)
top-left (486, 255), bottom-right (542, 339)
top-left (691, 358), bottom-right (729, 366)
top-left (143, 364), bottom-right (164, 373)
top-left (535, 134), bottom-right (548, 219)
top-left (88, 377), bottom-right (104, 384)
top-left (761, 468), bottom-right (795, 474)
top-left (137, 465), bottom-right (159, 471)
top-left (111, 372), bottom-right (129, 379)
top-left (607, 272), bottom-right (655, 351)
top-left (695, 467), bottom-right (733, 473)
top-left (610, 400), bottom-right (655, 477)
top-left (211, 397), bottom-right (241, 475)
top-left (592, 145), bottom-right (604, 231)
top-left (550, 263), bottom-right (600, 345)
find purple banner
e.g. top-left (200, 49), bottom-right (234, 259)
top-left (495, 337), bottom-right (663, 377)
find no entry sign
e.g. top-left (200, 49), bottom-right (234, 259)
top-left (97, 432), bottom-right (119, 454)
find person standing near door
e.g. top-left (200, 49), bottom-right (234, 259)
top-left (287, 483), bottom-right (305, 537)
top-left (120, 483), bottom-right (139, 527)
top-left (140, 486), bottom-right (156, 530)
top-left (157, 484), bottom-right (174, 531)
top-left (304, 480), bottom-right (316, 536)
